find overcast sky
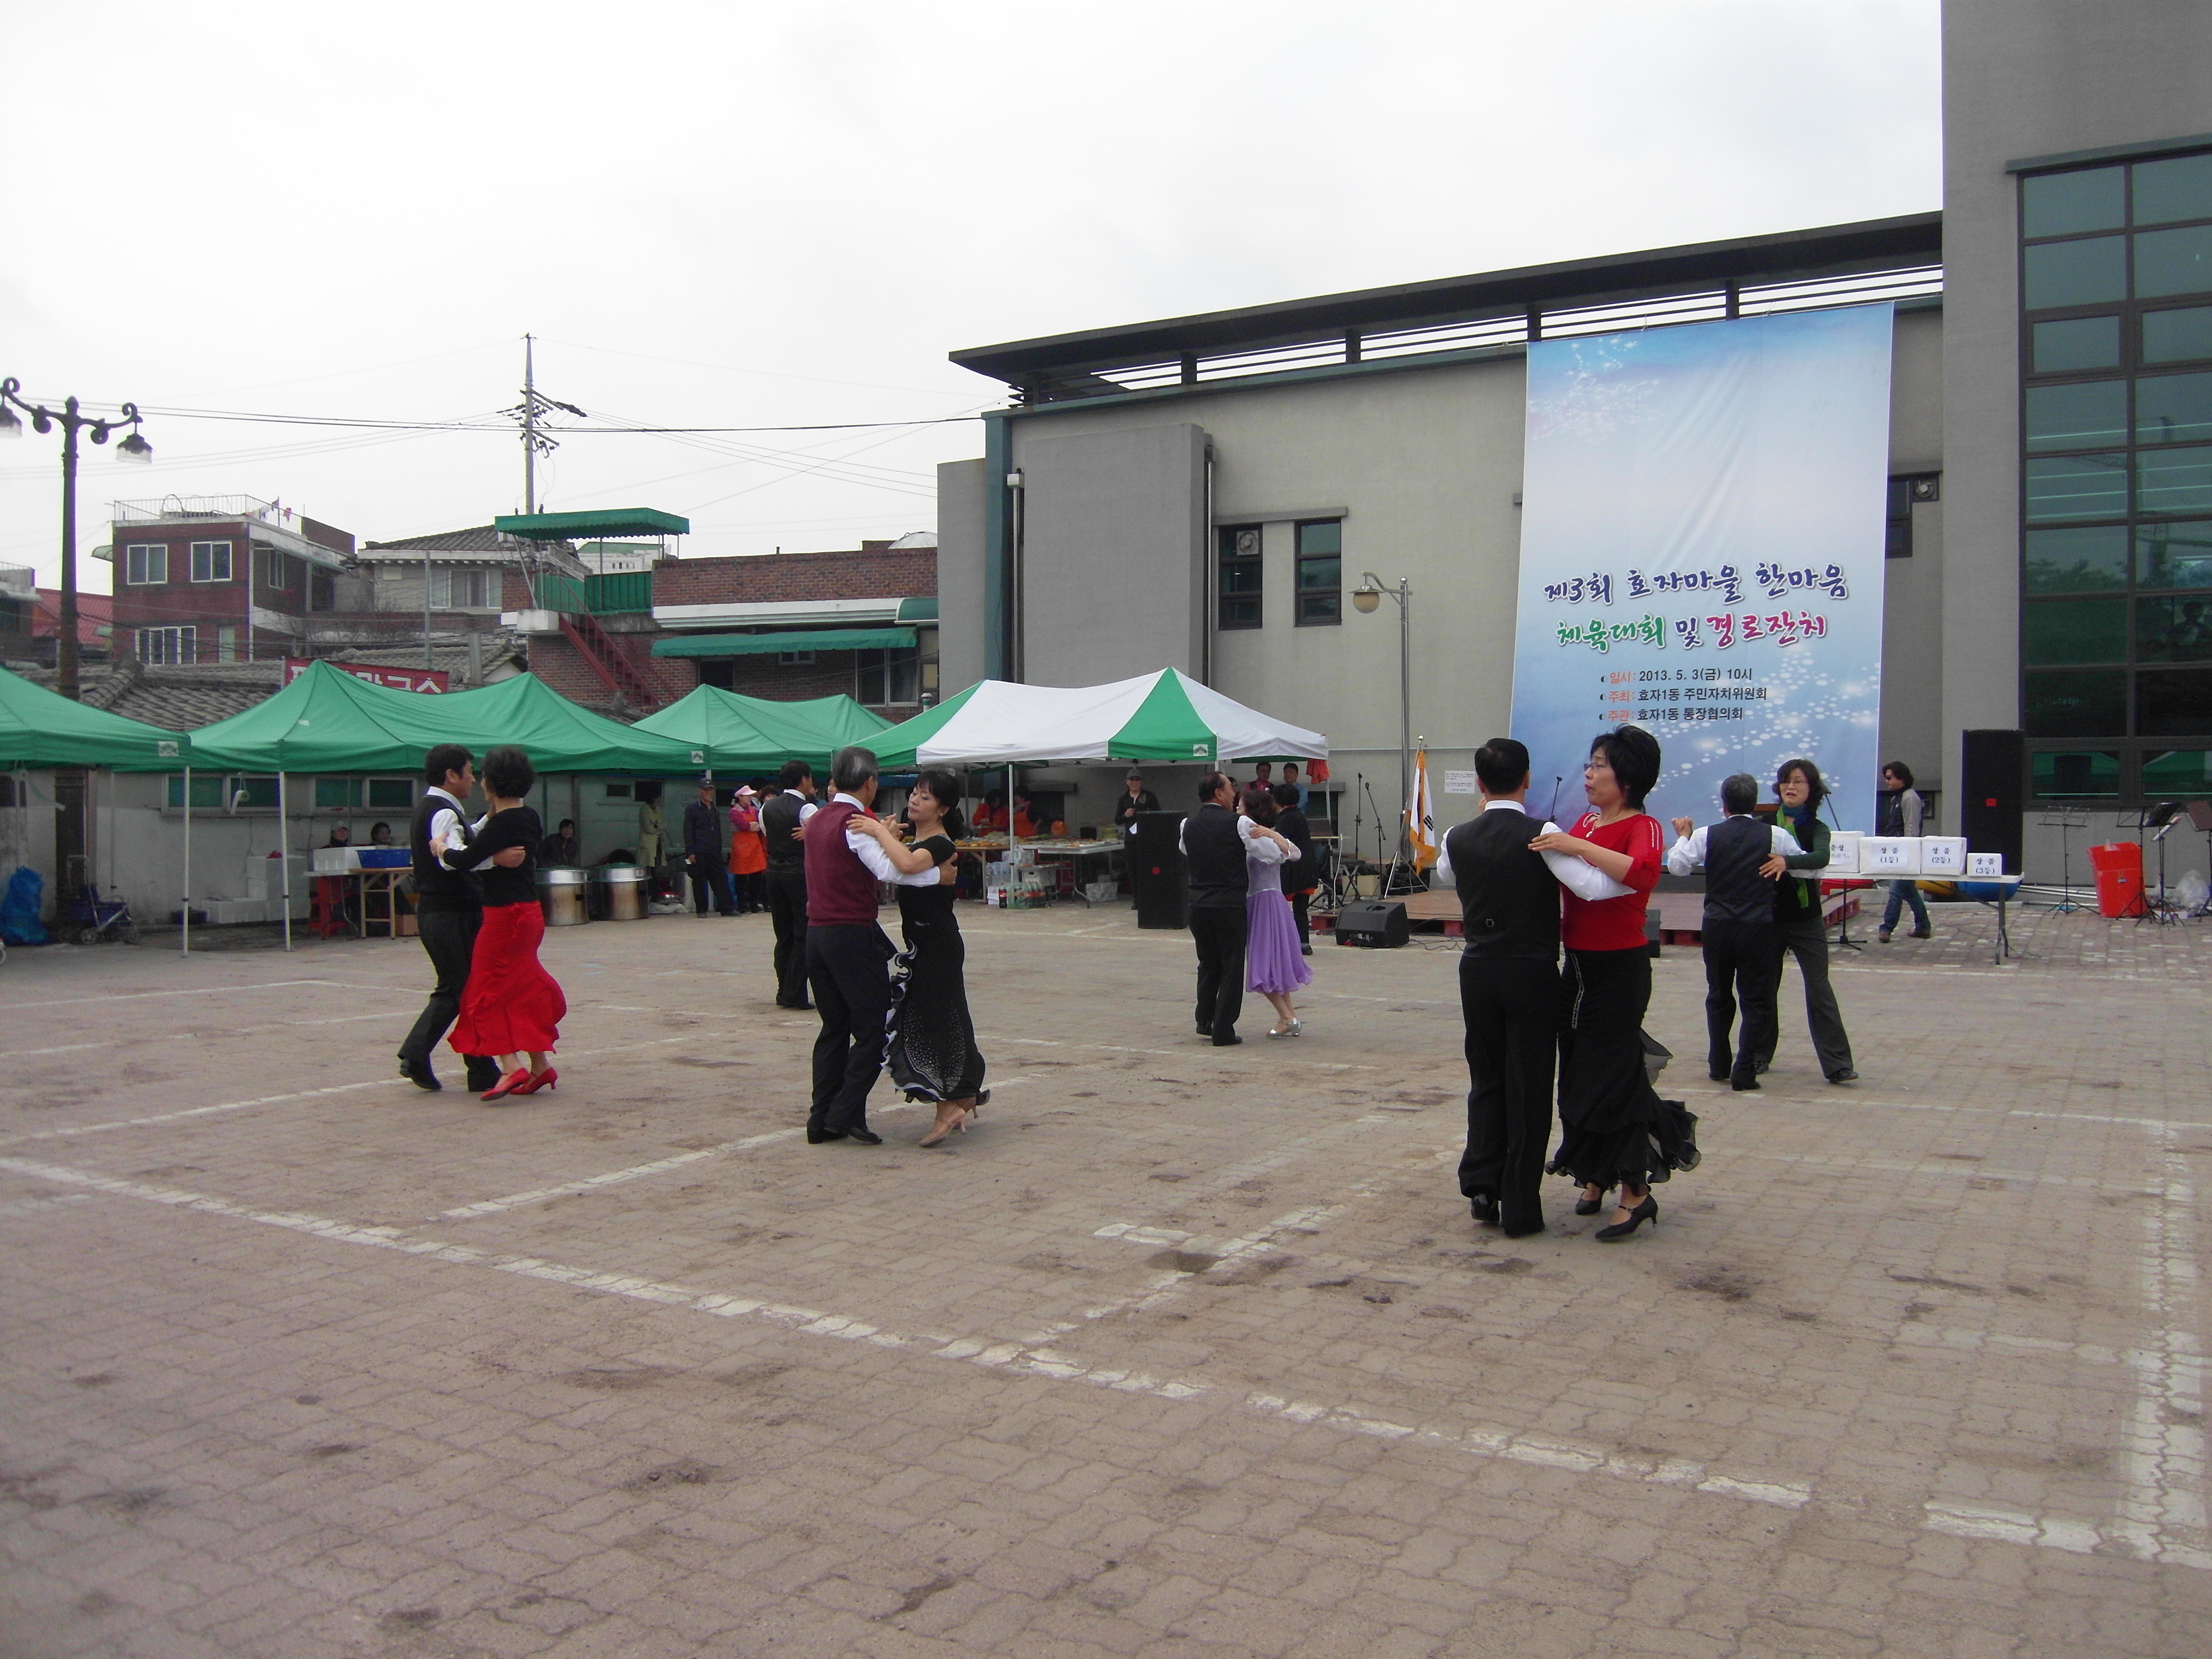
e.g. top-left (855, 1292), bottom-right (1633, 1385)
top-left (1, 1), bottom-right (1940, 592)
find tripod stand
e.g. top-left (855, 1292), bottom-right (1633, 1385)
top-left (2138, 802), bottom-right (2184, 925)
top-left (2031, 803), bottom-right (2087, 912)
top-left (2189, 800), bottom-right (2212, 919)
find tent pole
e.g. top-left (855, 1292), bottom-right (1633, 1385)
top-left (181, 765), bottom-right (191, 956)
top-left (278, 769), bottom-right (293, 952)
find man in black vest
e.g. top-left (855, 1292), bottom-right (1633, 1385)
top-left (762, 759), bottom-right (818, 1009)
top-left (396, 744), bottom-right (514, 1094)
top-left (1180, 771), bottom-right (1248, 1046)
top-left (1439, 738), bottom-right (1630, 1236)
top-left (1667, 774), bottom-right (1801, 1091)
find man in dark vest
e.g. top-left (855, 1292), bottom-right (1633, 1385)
top-left (1667, 773), bottom-right (1801, 1091)
top-left (1180, 771), bottom-right (1248, 1046)
top-left (802, 745), bottom-right (903, 1144)
top-left (762, 759), bottom-right (817, 1009)
top-left (396, 744), bottom-right (519, 1094)
top-left (1438, 737), bottom-right (1631, 1236)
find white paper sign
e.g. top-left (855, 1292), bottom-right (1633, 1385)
top-left (1443, 770), bottom-right (1480, 796)
top-left (1862, 837), bottom-right (1921, 875)
top-left (1967, 852), bottom-right (2004, 877)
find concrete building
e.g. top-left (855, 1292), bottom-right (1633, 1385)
top-left (934, 0), bottom-right (2212, 886)
top-left (98, 496), bottom-right (352, 665)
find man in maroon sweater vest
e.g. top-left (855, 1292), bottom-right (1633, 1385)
top-left (801, 745), bottom-right (906, 1144)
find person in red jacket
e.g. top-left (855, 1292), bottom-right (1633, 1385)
top-left (1529, 726), bottom-right (1696, 1241)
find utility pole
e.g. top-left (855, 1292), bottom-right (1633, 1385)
top-left (523, 333), bottom-right (539, 514)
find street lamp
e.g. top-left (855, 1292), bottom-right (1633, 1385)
top-left (0, 378), bottom-right (153, 701)
top-left (1350, 571), bottom-right (1412, 867)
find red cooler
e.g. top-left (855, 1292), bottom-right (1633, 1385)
top-left (2088, 841), bottom-right (2145, 918)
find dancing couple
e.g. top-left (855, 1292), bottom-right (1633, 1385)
top-left (1448, 729), bottom-right (1697, 1241)
top-left (802, 747), bottom-right (987, 1148)
top-left (396, 743), bottom-right (565, 1101)
top-left (1183, 771), bottom-right (1308, 1045)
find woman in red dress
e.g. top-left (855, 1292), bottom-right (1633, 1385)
top-left (728, 784), bottom-right (768, 914)
top-left (1529, 726), bottom-right (1694, 1240)
top-left (444, 746), bottom-right (566, 1100)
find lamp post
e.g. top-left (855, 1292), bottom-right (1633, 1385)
top-left (1350, 572), bottom-right (1412, 864)
top-left (0, 379), bottom-right (153, 701)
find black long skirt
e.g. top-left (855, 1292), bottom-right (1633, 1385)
top-left (885, 886), bottom-right (987, 1103)
top-left (1549, 946), bottom-right (1699, 1190)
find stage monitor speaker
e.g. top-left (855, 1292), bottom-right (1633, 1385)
top-left (1960, 728), bottom-right (2025, 874)
top-left (1334, 899), bottom-right (1410, 949)
top-left (1129, 810), bottom-right (1187, 930)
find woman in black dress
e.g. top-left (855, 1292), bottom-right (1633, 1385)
top-left (849, 769), bottom-right (988, 1147)
top-left (441, 746), bottom-right (566, 1100)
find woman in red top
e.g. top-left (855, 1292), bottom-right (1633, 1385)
top-left (1529, 726), bottom-right (1685, 1240)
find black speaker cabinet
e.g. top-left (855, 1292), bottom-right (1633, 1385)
top-left (1960, 728), bottom-right (2025, 873)
top-left (1334, 898), bottom-right (1410, 949)
top-left (1129, 811), bottom-right (1187, 930)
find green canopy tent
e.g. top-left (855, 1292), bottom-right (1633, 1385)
top-left (632, 686), bottom-right (890, 777)
top-left (1, 665), bottom-right (196, 953)
top-left (189, 662), bottom-right (710, 951)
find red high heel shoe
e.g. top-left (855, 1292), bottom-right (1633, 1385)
top-left (480, 1068), bottom-right (533, 1101)
top-left (510, 1066), bottom-right (558, 1096)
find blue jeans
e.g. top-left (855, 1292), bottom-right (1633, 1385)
top-left (1881, 879), bottom-right (1929, 933)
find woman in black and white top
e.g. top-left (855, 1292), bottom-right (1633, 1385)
top-left (849, 769), bottom-right (988, 1147)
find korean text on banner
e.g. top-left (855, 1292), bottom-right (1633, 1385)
top-left (1509, 306), bottom-right (1894, 835)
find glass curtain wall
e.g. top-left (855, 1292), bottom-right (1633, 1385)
top-left (2020, 147), bottom-right (2212, 804)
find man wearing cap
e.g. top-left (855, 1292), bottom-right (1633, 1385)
top-left (1113, 771), bottom-right (1159, 839)
top-left (684, 778), bottom-right (736, 917)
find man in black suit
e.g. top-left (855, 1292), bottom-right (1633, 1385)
top-left (396, 744), bottom-right (517, 1094)
top-left (762, 760), bottom-right (818, 1007)
top-left (1180, 771), bottom-right (1248, 1046)
top-left (1439, 738), bottom-right (1626, 1237)
top-left (1272, 781), bottom-right (1317, 956)
top-left (1112, 770), bottom-right (1159, 838)
top-left (683, 778), bottom-right (735, 916)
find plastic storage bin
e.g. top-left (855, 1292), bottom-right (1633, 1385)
top-left (2088, 842), bottom-right (2146, 918)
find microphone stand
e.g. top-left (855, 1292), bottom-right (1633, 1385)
top-left (1822, 796), bottom-right (1863, 953)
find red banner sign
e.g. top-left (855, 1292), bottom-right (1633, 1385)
top-left (285, 658), bottom-right (449, 693)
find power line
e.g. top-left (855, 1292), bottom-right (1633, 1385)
top-left (123, 404), bottom-right (987, 434)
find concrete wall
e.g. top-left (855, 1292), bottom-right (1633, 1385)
top-left (1941, 0), bottom-right (2212, 832)
top-left (936, 459), bottom-right (989, 695)
top-left (963, 316), bottom-right (1943, 845)
top-left (1012, 423), bottom-right (1209, 687)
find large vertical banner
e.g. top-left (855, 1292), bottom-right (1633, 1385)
top-left (1511, 305), bottom-right (1894, 834)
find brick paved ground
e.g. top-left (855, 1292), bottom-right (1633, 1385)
top-left (1, 896), bottom-right (2206, 1657)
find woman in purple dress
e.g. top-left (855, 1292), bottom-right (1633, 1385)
top-left (1240, 784), bottom-right (1310, 1036)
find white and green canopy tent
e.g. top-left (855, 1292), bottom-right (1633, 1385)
top-left (869, 669), bottom-right (1326, 769)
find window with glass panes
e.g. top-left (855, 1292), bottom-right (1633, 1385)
top-left (1294, 520), bottom-right (1341, 625)
top-left (2019, 146), bottom-right (2212, 804)
top-left (1218, 525), bottom-right (1262, 628)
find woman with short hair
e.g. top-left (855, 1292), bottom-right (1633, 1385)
top-left (1758, 758), bottom-right (1858, 1083)
top-left (1529, 727), bottom-right (1696, 1240)
top-left (443, 745), bottom-right (566, 1100)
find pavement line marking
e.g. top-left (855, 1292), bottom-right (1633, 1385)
top-left (2112, 1119), bottom-right (2210, 1566)
top-left (0, 1043), bottom-right (112, 1059)
top-left (978, 1031), bottom-right (1379, 1072)
top-left (0, 1035), bottom-right (706, 1149)
top-left (1720, 1148), bottom-right (2156, 1196)
top-left (0, 1192), bottom-right (99, 1219)
top-left (0, 1151), bottom-right (1822, 1520)
top-left (5, 978), bottom-right (379, 1009)
top-left (1895, 1325), bottom-right (2125, 1366)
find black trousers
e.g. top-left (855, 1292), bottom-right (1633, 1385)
top-left (1457, 955), bottom-right (1564, 1235)
top-left (689, 854), bottom-right (734, 915)
top-left (1289, 890), bottom-right (1311, 947)
top-left (398, 906), bottom-right (495, 1084)
top-left (1702, 917), bottom-right (1783, 1085)
top-left (1755, 909), bottom-right (1856, 1079)
top-left (806, 922), bottom-right (895, 1132)
top-left (732, 871), bottom-right (765, 913)
top-left (766, 867), bottom-right (810, 1005)
top-left (1189, 905), bottom-right (1246, 1042)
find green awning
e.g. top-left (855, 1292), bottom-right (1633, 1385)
top-left (0, 664), bottom-right (190, 770)
top-left (494, 508), bottom-right (691, 541)
top-left (650, 627), bottom-right (915, 658)
top-left (631, 686), bottom-right (892, 773)
top-left (896, 597), bottom-right (939, 623)
top-left (189, 660), bottom-right (706, 776)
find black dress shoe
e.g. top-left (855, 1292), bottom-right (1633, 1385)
top-left (1196, 1025), bottom-right (1213, 1039)
top-left (778, 999), bottom-right (816, 1011)
top-left (1594, 1195), bottom-right (1658, 1241)
top-left (841, 1126), bottom-right (883, 1146)
top-left (805, 1126), bottom-right (847, 1144)
top-left (1501, 1222), bottom-right (1546, 1239)
top-left (1731, 1076), bottom-right (1761, 1092)
top-left (464, 1065), bottom-right (503, 1093)
top-left (399, 1059), bottom-right (441, 1092)
top-left (1469, 1194), bottom-right (1499, 1225)
top-left (1828, 1067), bottom-right (1860, 1084)
top-left (1708, 1069), bottom-right (1731, 1082)
top-left (1300, 946), bottom-right (1314, 957)
top-left (1573, 1191), bottom-right (1607, 1216)
top-left (1211, 1034), bottom-right (1243, 1047)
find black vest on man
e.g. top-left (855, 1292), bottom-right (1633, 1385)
top-left (762, 792), bottom-right (807, 871)
top-left (1183, 804), bottom-right (1246, 910)
top-left (1444, 808), bottom-right (1561, 961)
top-left (1703, 815), bottom-right (1776, 925)
top-left (409, 790), bottom-right (481, 915)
